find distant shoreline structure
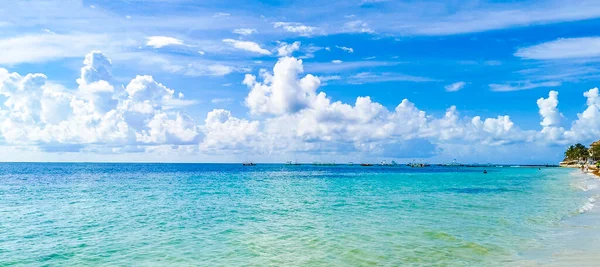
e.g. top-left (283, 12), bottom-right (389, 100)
top-left (559, 140), bottom-right (600, 177)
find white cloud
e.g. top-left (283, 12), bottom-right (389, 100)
top-left (489, 81), bottom-right (561, 92)
top-left (146, 36), bottom-right (184, 48)
top-left (536, 90), bottom-right (565, 141)
top-left (213, 12), bottom-right (230, 17)
top-left (276, 41), bottom-right (301, 57)
top-left (343, 20), bottom-right (374, 33)
top-left (318, 75), bottom-right (341, 82)
top-left (0, 51), bottom-right (201, 151)
top-left (336, 46), bottom-right (354, 53)
top-left (233, 28), bottom-right (257, 35)
top-left (565, 88), bottom-right (600, 141)
top-left (306, 60), bottom-right (401, 73)
top-left (0, 33), bottom-right (111, 64)
top-left (211, 98), bottom-right (235, 104)
top-left (3, 50), bottom-right (600, 162)
top-left (537, 91), bottom-right (562, 128)
top-left (274, 22), bottom-right (319, 36)
top-left (332, 60), bottom-right (342, 64)
top-left (181, 63), bottom-right (248, 77)
top-left (201, 109), bottom-right (260, 152)
top-left (222, 39), bottom-right (271, 55)
top-left (394, 1), bottom-right (600, 35)
top-left (243, 57), bottom-right (321, 115)
top-left (515, 37), bottom-right (600, 60)
top-left (445, 81), bottom-right (466, 92)
top-left (349, 72), bottom-right (433, 84)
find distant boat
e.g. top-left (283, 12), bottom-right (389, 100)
top-left (285, 161), bottom-right (301, 165)
top-left (242, 162), bottom-right (256, 166)
top-left (408, 160), bottom-right (429, 167)
top-left (360, 163), bottom-right (373, 166)
top-left (379, 160), bottom-right (397, 166)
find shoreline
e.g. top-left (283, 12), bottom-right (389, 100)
top-left (560, 164), bottom-right (600, 178)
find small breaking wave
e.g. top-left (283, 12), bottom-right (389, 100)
top-left (578, 196), bottom-right (598, 214)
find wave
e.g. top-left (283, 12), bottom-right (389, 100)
top-left (578, 196), bottom-right (598, 214)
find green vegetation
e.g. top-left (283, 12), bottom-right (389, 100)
top-left (564, 141), bottom-right (600, 163)
top-left (590, 144), bottom-right (600, 161)
top-left (564, 143), bottom-right (589, 162)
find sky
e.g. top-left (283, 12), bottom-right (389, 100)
top-left (0, 0), bottom-right (599, 163)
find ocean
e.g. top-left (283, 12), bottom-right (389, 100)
top-left (1, 163), bottom-right (599, 266)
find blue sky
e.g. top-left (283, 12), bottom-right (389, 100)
top-left (0, 0), bottom-right (599, 163)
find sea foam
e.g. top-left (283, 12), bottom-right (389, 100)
top-left (578, 196), bottom-right (598, 214)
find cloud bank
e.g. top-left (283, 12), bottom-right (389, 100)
top-left (0, 50), bottom-right (599, 162)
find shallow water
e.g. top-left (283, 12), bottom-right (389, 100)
top-left (0, 163), bottom-right (597, 266)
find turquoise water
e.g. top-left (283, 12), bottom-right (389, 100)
top-left (1, 163), bottom-right (598, 266)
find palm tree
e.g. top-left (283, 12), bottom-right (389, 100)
top-left (564, 143), bottom-right (590, 162)
top-left (564, 145), bottom-right (575, 161)
top-left (590, 143), bottom-right (600, 161)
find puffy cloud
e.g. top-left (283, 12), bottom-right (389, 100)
top-left (3, 49), bottom-right (600, 162)
top-left (76, 51), bottom-right (116, 114)
top-left (244, 57), bottom-right (321, 115)
top-left (536, 91), bottom-right (565, 142)
top-left (0, 51), bottom-right (199, 152)
top-left (537, 91), bottom-right (562, 128)
top-left (201, 109), bottom-right (260, 151)
top-left (125, 75), bottom-right (174, 103)
top-left (222, 39), bottom-right (271, 55)
top-left (78, 51), bottom-right (112, 85)
top-left (565, 88), bottom-right (600, 141)
top-left (146, 36), bottom-right (184, 48)
top-left (135, 113), bottom-right (200, 144)
top-left (276, 41), bottom-right (301, 57)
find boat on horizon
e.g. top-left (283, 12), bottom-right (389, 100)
top-left (242, 162), bottom-right (256, 166)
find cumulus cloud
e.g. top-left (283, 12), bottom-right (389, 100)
top-left (537, 91), bottom-right (562, 128)
top-left (201, 109), bottom-right (260, 152)
top-left (222, 39), bottom-right (271, 55)
top-left (276, 41), bottom-right (301, 57)
top-left (0, 51), bottom-right (200, 152)
top-left (2, 49), bottom-right (600, 162)
top-left (243, 57), bottom-right (321, 115)
top-left (146, 36), bottom-right (184, 48)
top-left (565, 88), bottom-right (600, 141)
